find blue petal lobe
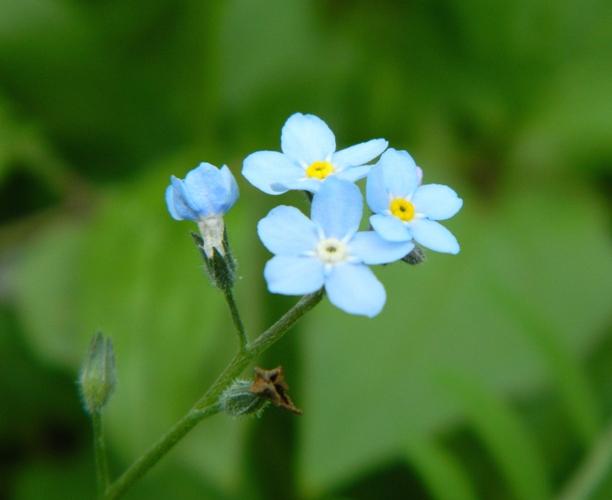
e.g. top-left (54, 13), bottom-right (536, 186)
top-left (377, 148), bottom-right (419, 197)
top-left (165, 184), bottom-right (182, 220)
top-left (325, 264), bottom-right (386, 317)
top-left (412, 184), bottom-right (463, 220)
top-left (264, 256), bottom-right (325, 295)
top-left (410, 219), bottom-right (460, 254)
top-left (335, 165), bottom-right (371, 183)
top-left (169, 176), bottom-right (200, 220)
top-left (184, 163), bottom-right (227, 215)
top-left (281, 177), bottom-right (323, 193)
top-left (311, 177), bottom-right (362, 239)
top-left (281, 113), bottom-right (336, 165)
top-left (332, 139), bottom-right (388, 169)
top-left (370, 214), bottom-right (412, 242)
top-left (258, 206), bottom-right (319, 255)
top-left (366, 164), bottom-right (389, 213)
top-left (243, 151), bottom-right (304, 195)
top-left (350, 232), bottom-right (414, 264)
top-left (219, 165), bottom-right (240, 212)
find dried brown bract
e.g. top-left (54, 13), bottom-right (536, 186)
top-left (249, 366), bottom-right (303, 415)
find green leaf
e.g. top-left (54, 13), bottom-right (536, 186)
top-left (403, 432), bottom-right (477, 500)
top-left (439, 372), bottom-right (550, 500)
top-left (514, 62), bottom-right (612, 173)
top-left (12, 452), bottom-right (97, 500)
top-left (298, 175), bottom-right (612, 496)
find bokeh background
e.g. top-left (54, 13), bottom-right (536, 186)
top-left (1, 1), bottom-right (612, 498)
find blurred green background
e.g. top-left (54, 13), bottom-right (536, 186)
top-left (1, 0), bottom-right (612, 498)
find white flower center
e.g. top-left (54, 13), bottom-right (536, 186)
top-left (314, 237), bottom-right (350, 265)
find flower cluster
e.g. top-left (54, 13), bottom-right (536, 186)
top-left (166, 113), bottom-right (462, 317)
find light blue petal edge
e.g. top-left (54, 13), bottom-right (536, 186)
top-left (332, 138), bottom-right (388, 169)
top-left (410, 218), bottom-right (460, 254)
top-left (311, 177), bottom-right (363, 239)
top-left (242, 150), bottom-right (303, 195)
top-left (325, 263), bottom-right (386, 317)
top-left (264, 255), bottom-right (325, 295)
top-left (370, 214), bottom-right (412, 242)
top-left (257, 205), bottom-right (319, 256)
top-left (350, 232), bottom-right (414, 264)
top-left (412, 184), bottom-right (463, 220)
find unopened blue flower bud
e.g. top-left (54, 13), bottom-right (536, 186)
top-left (166, 162), bottom-right (239, 258)
top-left (78, 331), bottom-right (116, 414)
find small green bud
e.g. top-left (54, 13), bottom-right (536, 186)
top-left (402, 243), bottom-right (426, 265)
top-left (219, 380), bottom-right (270, 419)
top-left (78, 331), bottom-right (117, 414)
top-left (191, 231), bottom-right (236, 290)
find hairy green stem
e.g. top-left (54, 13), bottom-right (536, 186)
top-left (557, 417), bottom-right (612, 500)
top-left (104, 288), bottom-right (325, 499)
top-left (92, 410), bottom-right (109, 499)
top-left (194, 287), bottom-right (325, 410)
top-left (104, 404), bottom-right (220, 500)
top-left (249, 287), bottom-right (325, 356)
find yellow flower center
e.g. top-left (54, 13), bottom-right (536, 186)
top-left (314, 238), bottom-right (349, 265)
top-left (306, 161), bottom-right (335, 180)
top-left (390, 198), bottom-right (415, 222)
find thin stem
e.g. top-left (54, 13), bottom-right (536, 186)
top-left (104, 288), bottom-right (325, 499)
top-left (105, 404), bottom-right (220, 500)
top-left (223, 287), bottom-right (247, 349)
top-left (92, 410), bottom-right (110, 499)
top-left (557, 418), bottom-right (612, 500)
top-left (249, 287), bottom-right (325, 357)
top-left (194, 287), bottom-right (325, 410)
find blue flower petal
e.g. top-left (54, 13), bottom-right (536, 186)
top-left (332, 139), bottom-right (388, 169)
top-left (311, 177), bottom-right (362, 239)
top-left (243, 150), bottom-right (304, 195)
top-left (281, 177), bottom-right (323, 193)
top-left (412, 184), bottom-right (463, 220)
top-left (325, 263), bottom-right (386, 317)
top-left (258, 206), bottom-right (319, 255)
top-left (409, 219), bottom-right (460, 254)
top-left (350, 232), bottom-right (414, 264)
top-left (281, 113), bottom-right (336, 166)
top-left (366, 164), bottom-right (389, 213)
top-left (183, 163), bottom-right (227, 215)
top-left (264, 256), bottom-right (325, 295)
top-left (169, 176), bottom-right (200, 220)
top-left (165, 185), bottom-right (182, 220)
top-left (219, 165), bottom-right (240, 212)
top-left (378, 148), bottom-right (419, 197)
top-left (370, 214), bottom-right (412, 242)
top-left (335, 165), bottom-right (372, 183)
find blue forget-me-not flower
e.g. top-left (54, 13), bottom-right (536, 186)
top-left (243, 113), bottom-right (388, 195)
top-left (366, 148), bottom-right (462, 254)
top-left (257, 177), bottom-right (414, 317)
top-left (166, 162), bottom-right (239, 257)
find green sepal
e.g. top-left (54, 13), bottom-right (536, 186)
top-left (78, 331), bottom-right (117, 414)
top-left (219, 379), bottom-right (270, 419)
top-left (191, 230), bottom-right (236, 291)
top-left (402, 242), bottom-right (426, 265)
